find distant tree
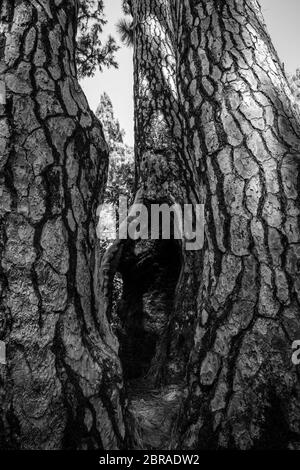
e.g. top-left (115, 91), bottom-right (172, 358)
top-left (96, 93), bottom-right (134, 335)
top-left (96, 92), bottom-right (124, 150)
top-left (77, 0), bottom-right (119, 78)
top-left (96, 93), bottom-right (134, 206)
top-left (105, 144), bottom-right (135, 206)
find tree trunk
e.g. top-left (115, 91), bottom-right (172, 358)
top-left (114, 0), bottom-right (196, 450)
top-left (116, 0), bottom-right (300, 449)
top-left (177, 0), bottom-right (300, 450)
top-left (0, 0), bottom-right (124, 449)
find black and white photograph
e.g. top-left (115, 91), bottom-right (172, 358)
top-left (0, 0), bottom-right (300, 458)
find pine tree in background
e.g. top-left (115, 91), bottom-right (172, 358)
top-left (95, 93), bottom-right (134, 338)
top-left (96, 92), bottom-right (124, 150)
top-left (96, 93), bottom-right (134, 206)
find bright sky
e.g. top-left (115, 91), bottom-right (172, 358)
top-left (81, 0), bottom-right (300, 147)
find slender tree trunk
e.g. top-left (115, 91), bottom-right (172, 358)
top-left (110, 0), bottom-right (204, 450)
top-left (0, 0), bottom-right (124, 449)
top-left (101, 0), bottom-right (185, 450)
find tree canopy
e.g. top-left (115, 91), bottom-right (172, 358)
top-left (77, 0), bottom-right (119, 78)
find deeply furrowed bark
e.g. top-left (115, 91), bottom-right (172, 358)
top-left (114, 0), bottom-right (300, 450)
top-left (0, 0), bottom-right (124, 449)
top-left (176, 0), bottom-right (300, 450)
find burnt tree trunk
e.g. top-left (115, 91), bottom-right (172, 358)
top-left (0, 0), bottom-right (124, 449)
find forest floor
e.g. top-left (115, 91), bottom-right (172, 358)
top-left (127, 379), bottom-right (186, 449)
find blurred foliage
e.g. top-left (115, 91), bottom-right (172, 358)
top-left (77, 0), bottom-right (119, 78)
top-left (122, 0), bottom-right (132, 16)
top-left (117, 0), bottom-right (134, 47)
top-left (117, 17), bottom-right (134, 47)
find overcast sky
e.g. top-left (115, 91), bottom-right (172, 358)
top-left (81, 0), bottom-right (300, 146)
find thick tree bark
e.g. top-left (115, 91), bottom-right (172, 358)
top-left (0, 0), bottom-right (124, 449)
top-left (176, 0), bottom-right (300, 450)
top-left (114, 0), bottom-right (300, 450)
